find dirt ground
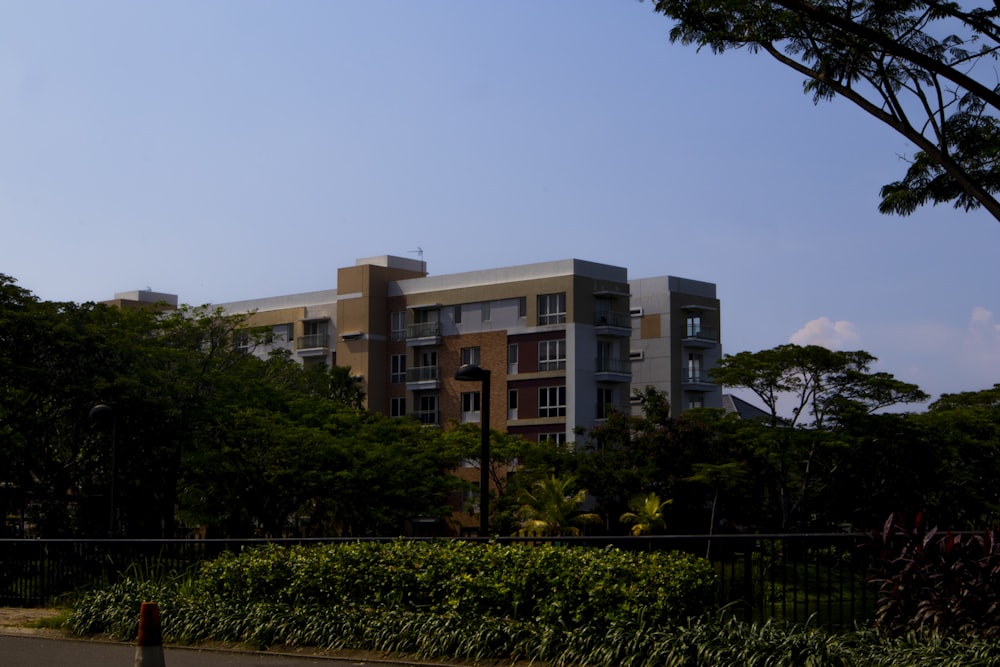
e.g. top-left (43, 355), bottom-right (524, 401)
top-left (0, 607), bottom-right (62, 627)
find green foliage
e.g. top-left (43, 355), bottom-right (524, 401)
top-left (69, 540), bottom-right (718, 662)
top-left (513, 475), bottom-right (602, 536)
top-left (620, 492), bottom-right (672, 535)
top-left (67, 544), bottom-right (1000, 666)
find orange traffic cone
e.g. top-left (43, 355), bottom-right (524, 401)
top-left (134, 602), bottom-right (165, 667)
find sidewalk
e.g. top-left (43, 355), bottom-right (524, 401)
top-left (0, 608), bottom-right (469, 666)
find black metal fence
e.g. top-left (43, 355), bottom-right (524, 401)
top-left (0, 533), bottom-right (875, 630)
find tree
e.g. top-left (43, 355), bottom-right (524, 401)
top-left (685, 462), bottom-right (747, 538)
top-left (619, 492), bottom-right (672, 535)
top-left (710, 344), bottom-right (928, 429)
top-left (651, 0), bottom-right (1000, 223)
top-left (514, 475), bottom-right (601, 536)
top-left (709, 344), bottom-right (927, 528)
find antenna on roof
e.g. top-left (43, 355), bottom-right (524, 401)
top-left (408, 247), bottom-right (426, 274)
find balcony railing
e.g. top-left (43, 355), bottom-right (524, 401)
top-left (683, 370), bottom-right (714, 384)
top-left (409, 410), bottom-right (439, 425)
top-left (406, 322), bottom-right (441, 339)
top-left (406, 366), bottom-right (440, 383)
top-left (685, 324), bottom-right (719, 341)
top-left (296, 333), bottom-right (329, 350)
top-left (594, 311), bottom-right (631, 328)
top-left (596, 358), bottom-right (631, 374)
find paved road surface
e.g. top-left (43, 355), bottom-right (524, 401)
top-left (0, 634), bottom-right (431, 667)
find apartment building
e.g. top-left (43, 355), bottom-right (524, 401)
top-left (213, 255), bottom-right (722, 440)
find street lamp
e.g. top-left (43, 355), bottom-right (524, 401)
top-left (454, 364), bottom-right (490, 536)
top-left (89, 404), bottom-right (117, 538)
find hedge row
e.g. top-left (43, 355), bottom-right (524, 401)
top-left (192, 540), bottom-right (716, 628)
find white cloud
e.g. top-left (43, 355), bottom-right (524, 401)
top-left (963, 306), bottom-right (1000, 367)
top-left (788, 317), bottom-right (861, 350)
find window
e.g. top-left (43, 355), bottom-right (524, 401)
top-left (454, 305), bottom-right (463, 324)
top-left (417, 394), bottom-right (438, 425)
top-left (234, 332), bottom-right (253, 354)
top-left (518, 297), bottom-right (527, 318)
top-left (481, 301), bottom-right (491, 322)
top-left (688, 397), bottom-right (705, 410)
top-left (597, 387), bottom-right (614, 419)
top-left (538, 293), bottom-right (566, 325)
top-left (299, 320), bottom-right (329, 349)
top-left (272, 323), bottom-right (294, 344)
top-left (508, 343), bottom-right (519, 374)
top-left (508, 389), bottom-right (518, 420)
top-left (687, 353), bottom-right (704, 382)
top-left (461, 346), bottom-right (480, 366)
top-left (390, 311), bottom-right (406, 341)
top-left (461, 391), bottom-right (481, 423)
top-left (390, 397), bottom-right (406, 417)
top-left (539, 432), bottom-right (567, 445)
top-left (390, 354), bottom-right (406, 383)
top-left (539, 386), bottom-right (566, 417)
top-left (686, 313), bottom-right (702, 337)
top-left (538, 339), bottom-right (567, 371)
top-left (629, 349), bottom-right (644, 361)
top-left (419, 349), bottom-right (438, 368)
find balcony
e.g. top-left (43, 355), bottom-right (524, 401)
top-left (596, 402), bottom-right (629, 420)
top-left (595, 357), bottom-right (631, 382)
top-left (406, 322), bottom-right (442, 346)
top-left (594, 311), bottom-right (631, 336)
top-left (683, 324), bottom-right (719, 349)
top-left (681, 369), bottom-right (715, 390)
top-left (409, 410), bottom-right (439, 426)
top-left (295, 333), bottom-right (330, 357)
top-left (406, 365), bottom-right (441, 390)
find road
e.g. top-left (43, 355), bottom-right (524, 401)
top-left (0, 634), bottom-right (435, 667)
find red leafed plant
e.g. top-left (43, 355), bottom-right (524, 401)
top-left (868, 512), bottom-right (1000, 638)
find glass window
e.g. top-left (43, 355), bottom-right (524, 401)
top-left (538, 293), bottom-right (566, 325)
top-left (688, 353), bottom-right (704, 382)
top-left (390, 311), bottom-right (406, 341)
top-left (538, 339), bottom-right (566, 371)
top-left (461, 346), bottom-right (480, 366)
top-left (417, 394), bottom-right (438, 425)
top-left (597, 387), bottom-right (613, 419)
top-left (461, 392), bottom-right (481, 423)
top-left (390, 397), bottom-right (406, 417)
top-left (539, 386), bottom-right (566, 417)
top-left (687, 314), bottom-right (702, 337)
top-left (390, 354), bottom-right (406, 383)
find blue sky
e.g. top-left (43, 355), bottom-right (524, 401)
top-left (2, 1), bottom-right (998, 406)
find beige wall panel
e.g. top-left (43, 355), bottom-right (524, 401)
top-left (640, 314), bottom-right (661, 339)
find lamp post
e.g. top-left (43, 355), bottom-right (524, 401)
top-left (89, 404), bottom-right (117, 538)
top-left (454, 364), bottom-right (490, 536)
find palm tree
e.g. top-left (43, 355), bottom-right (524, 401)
top-left (619, 493), bottom-right (672, 535)
top-left (514, 475), bottom-right (601, 536)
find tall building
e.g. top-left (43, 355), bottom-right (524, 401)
top-left (215, 255), bottom-right (722, 441)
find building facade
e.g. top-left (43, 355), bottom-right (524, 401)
top-left (214, 255), bottom-right (722, 441)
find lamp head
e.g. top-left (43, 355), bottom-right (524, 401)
top-left (454, 364), bottom-right (490, 382)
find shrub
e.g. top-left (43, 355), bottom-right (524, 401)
top-left (191, 540), bottom-right (716, 628)
top-left (69, 540), bottom-right (716, 660)
top-left (868, 513), bottom-right (1000, 638)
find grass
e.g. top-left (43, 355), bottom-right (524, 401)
top-left (25, 608), bottom-right (72, 630)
